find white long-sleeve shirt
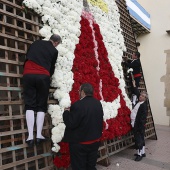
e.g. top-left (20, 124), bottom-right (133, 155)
top-left (130, 101), bottom-right (144, 127)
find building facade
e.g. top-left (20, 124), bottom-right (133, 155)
top-left (129, 0), bottom-right (170, 126)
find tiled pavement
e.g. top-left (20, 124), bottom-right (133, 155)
top-left (96, 125), bottom-right (170, 170)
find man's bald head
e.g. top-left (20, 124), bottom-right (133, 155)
top-left (50, 34), bottom-right (62, 47)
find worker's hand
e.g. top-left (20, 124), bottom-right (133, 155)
top-left (64, 108), bottom-right (70, 111)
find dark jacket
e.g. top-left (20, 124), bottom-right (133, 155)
top-left (62, 96), bottom-right (104, 143)
top-left (133, 87), bottom-right (147, 133)
top-left (26, 40), bottom-right (58, 76)
top-left (125, 59), bottom-right (141, 75)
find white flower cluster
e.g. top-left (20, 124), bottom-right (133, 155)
top-left (88, 0), bottom-right (132, 108)
top-left (127, 68), bottom-right (133, 73)
top-left (101, 97), bottom-right (120, 121)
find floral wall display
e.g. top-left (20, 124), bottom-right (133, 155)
top-left (23, 0), bottom-right (132, 168)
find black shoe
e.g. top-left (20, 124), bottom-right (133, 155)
top-left (26, 139), bottom-right (34, 147)
top-left (142, 153), bottom-right (146, 157)
top-left (36, 137), bottom-right (50, 145)
top-left (134, 153), bottom-right (146, 157)
top-left (135, 155), bottom-right (143, 161)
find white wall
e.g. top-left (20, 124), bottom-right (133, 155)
top-left (137, 0), bottom-right (170, 126)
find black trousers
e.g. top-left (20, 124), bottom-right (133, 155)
top-left (134, 76), bottom-right (141, 88)
top-left (23, 74), bottom-right (50, 112)
top-left (69, 142), bottom-right (100, 170)
top-left (133, 129), bottom-right (145, 150)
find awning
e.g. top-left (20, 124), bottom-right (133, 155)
top-left (126, 0), bottom-right (150, 35)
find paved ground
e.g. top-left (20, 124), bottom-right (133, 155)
top-left (96, 124), bottom-right (170, 170)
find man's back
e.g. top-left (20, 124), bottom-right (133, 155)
top-left (63, 96), bottom-right (103, 143)
top-left (26, 40), bottom-right (58, 72)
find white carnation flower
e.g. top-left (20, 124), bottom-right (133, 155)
top-left (127, 68), bottom-right (133, 73)
top-left (52, 144), bottom-right (60, 153)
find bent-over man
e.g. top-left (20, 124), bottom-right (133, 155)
top-left (23, 34), bottom-right (62, 147)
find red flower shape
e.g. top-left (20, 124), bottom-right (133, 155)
top-left (54, 13), bottom-right (132, 168)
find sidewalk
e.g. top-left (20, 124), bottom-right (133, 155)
top-left (96, 125), bottom-right (170, 170)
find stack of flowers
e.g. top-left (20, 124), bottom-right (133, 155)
top-left (23, 0), bottom-right (132, 168)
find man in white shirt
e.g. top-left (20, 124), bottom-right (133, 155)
top-left (130, 80), bottom-right (148, 161)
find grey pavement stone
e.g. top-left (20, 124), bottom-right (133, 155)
top-left (96, 125), bottom-right (170, 170)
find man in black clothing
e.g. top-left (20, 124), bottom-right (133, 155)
top-left (130, 80), bottom-right (148, 161)
top-left (23, 34), bottom-right (61, 147)
top-left (63, 83), bottom-right (104, 170)
top-left (124, 51), bottom-right (142, 105)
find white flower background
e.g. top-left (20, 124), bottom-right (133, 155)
top-left (23, 0), bottom-right (132, 152)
